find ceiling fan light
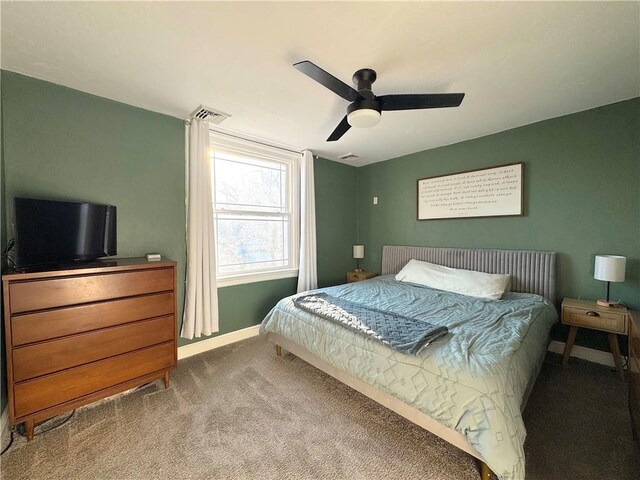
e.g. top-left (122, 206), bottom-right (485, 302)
top-left (347, 108), bottom-right (381, 128)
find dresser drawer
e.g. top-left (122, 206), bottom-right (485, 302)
top-left (563, 309), bottom-right (626, 334)
top-left (14, 341), bottom-right (174, 418)
top-left (11, 292), bottom-right (174, 346)
top-left (10, 268), bottom-right (174, 313)
top-left (13, 315), bottom-right (174, 382)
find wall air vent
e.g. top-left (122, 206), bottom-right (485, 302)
top-left (338, 153), bottom-right (359, 161)
top-left (190, 105), bottom-right (231, 124)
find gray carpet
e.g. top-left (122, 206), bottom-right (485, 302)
top-left (1, 336), bottom-right (638, 479)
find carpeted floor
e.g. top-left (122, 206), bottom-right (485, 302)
top-left (1, 336), bottom-right (638, 479)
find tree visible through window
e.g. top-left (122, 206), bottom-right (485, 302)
top-left (211, 137), bottom-right (298, 280)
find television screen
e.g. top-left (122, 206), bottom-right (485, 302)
top-left (14, 197), bottom-right (117, 270)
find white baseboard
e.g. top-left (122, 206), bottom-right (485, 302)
top-left (177, 325), bottom-right (261, 360)
top-left (547, 340), bottom-right (616, 368)
top-left (1, 406), bottom-right (8, 433)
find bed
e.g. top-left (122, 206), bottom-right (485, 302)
top-left (260, 246), bottom-right (557, 480)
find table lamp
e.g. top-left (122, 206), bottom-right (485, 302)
top-left (353, 244), bottom-right (364, 272)
top-left (594, 254), bottom-right (626, 307)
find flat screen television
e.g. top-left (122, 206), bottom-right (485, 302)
top-left (14, 197), bottom-right (117, 270)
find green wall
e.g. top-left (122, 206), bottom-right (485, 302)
top-left (178, 277), bottom-right (299, 346)
top-left (1, 71), bottom-right (187, 304)
top-left (1, 69), bottom-right (637, 412)
top-left (357, 98), bottom-right (640, 349)
top-left (0, 71), bottom-right (358, 409)
top-left (315, 157), bottom-right (358, 286)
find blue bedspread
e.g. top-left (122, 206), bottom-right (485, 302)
top-left (261, 275), bottom-right (558, 479)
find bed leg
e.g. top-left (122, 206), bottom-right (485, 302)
top-left (275, 344), bottom-right (282, 356)
top-left (480, 461), bottom-right (493, 480)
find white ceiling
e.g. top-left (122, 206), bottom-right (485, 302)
top-left (1, 2), bottom-right (638, 166)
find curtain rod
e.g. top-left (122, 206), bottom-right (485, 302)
top-left (185, 119), bottom-right (304, 155)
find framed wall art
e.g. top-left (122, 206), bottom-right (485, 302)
top-left (417, 162), bottom-right (524, 220)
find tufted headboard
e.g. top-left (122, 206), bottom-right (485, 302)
top-left (381, 245), bottom-right (557, 304)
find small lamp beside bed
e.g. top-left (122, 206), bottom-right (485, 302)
top-left (353, 244), bottom-right (365, 272)
top-left (594, 254), bottom-right (626, 307)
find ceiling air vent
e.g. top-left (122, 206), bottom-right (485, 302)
top-left (190, 105), bottom-right (231, 124)
top-left (338, 153), bottom-right (359, 161)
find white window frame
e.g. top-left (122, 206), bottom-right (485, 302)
top-left (210, 129), bottom-right (300, 288)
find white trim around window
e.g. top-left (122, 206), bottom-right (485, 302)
top-left (216, 268), bottom-right (299, 288)
top-left (210, 129), bottom-right (301, 287)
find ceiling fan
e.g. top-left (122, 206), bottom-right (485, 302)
top-left (293, 60), bottom-right (465, 142)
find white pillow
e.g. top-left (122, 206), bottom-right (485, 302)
top-left (395, 259), bottom-right (510, 300)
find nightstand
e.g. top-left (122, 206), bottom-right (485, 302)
top-left (347, 271), bottom-right (377, 283)
top-left (561, 298), bottom-right (629, 380)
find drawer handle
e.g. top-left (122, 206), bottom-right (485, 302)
top-left (586, 311), bottom-right (600, 317)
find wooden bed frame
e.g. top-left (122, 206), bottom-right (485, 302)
top-left (269, 245), bottom-right (557, 480)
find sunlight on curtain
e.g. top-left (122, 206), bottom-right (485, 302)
top-left (297, 149), bottom-right (317, 293)
top-left (181, 119), bottom-right (219, 338)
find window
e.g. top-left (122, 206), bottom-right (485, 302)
top-left (210, 131), bottom-right (299, 286)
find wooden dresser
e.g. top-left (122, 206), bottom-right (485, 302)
top-left (630, 310), bottom-right (640, 448)
top-left (2, 258), bottom-right (177, 440)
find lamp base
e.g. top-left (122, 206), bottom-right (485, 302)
top-left (596, 298), bottom-right (622, 308)
top-left (354, 268), bottom-right (363, 273)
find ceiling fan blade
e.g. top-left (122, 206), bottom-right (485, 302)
top-left (327, 116), bottom-right (351, 142)
top-left (378, 93), bottom-right (465, 111)
top-left (294, 60), bottom-right (359, 102)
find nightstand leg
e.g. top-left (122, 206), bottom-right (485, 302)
top-left (562, 326), bottom-right (578, 367)
top-left (607, 333), bottom-right (625, 381)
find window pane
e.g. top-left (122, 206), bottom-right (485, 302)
top-left (216, 213), bottom-right (289, 275)
top-left (214, 153), bottom-right (287, 214)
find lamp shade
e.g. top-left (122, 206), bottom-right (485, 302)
top-left (353, 244), bottom-right (365, 259)
top-left (594, 255), bottom-right (626, 282)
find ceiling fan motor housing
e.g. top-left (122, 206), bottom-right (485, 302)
top-left (353, 68), bottom-right (377, 95)
top-left (348, 69), bottom-right (381, 127)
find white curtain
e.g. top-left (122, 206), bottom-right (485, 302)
top-left (297, 150), bottom-right (318, 293)
top-left (181, 119), bottom-right (219, 339)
